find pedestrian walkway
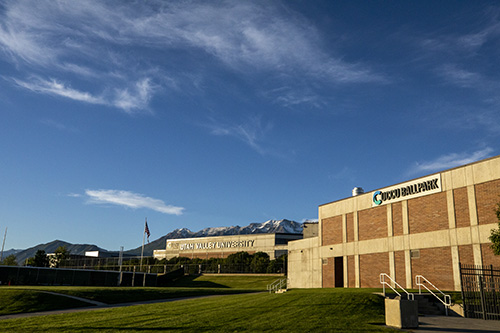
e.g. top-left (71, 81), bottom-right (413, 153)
top-left (408, 315), bottom-right (500, 333)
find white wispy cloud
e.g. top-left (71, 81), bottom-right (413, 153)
top-left (112, 79), bottom-right (155, 113)
top-left (122, 1), bottom-right (383, 84)
top-left (13, 77), bottom-right (105, 104)
top-left (408, 148), bottom-right (494, 175)
top-left (40, 119), bottom-right (78, 133)
top-left (437, 64), bottom-right (485, 88)
top-left (0, 1), bottom-right (384, 111)
top-left (11, 76), bottom-right (154, 114)
top-left (207, 116), bottom-right (273, 155)
top-left (85, 189), bottom-right (184, 215)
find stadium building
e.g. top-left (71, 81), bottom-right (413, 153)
top-left (288, 155), bottom-right (500, 291)
top-left (153, 233), bottom-right (302, 260)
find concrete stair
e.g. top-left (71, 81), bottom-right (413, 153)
top-left (383, 293), bottom-right (446, 316)
top-left (414, 294), bottom-right (446, 316)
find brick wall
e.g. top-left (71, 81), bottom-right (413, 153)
top-left (458, 245), bottom-right (474, 265)
top-left (346, 213), bottom-right (354, 242)
top-left (481, 243), bottom-right (500, 267)
top-left (411, 247), bottom-right (453, 290)
top-left (394, 251), bottom-right (406, 287)
top-left (475, 179), bottom-right (500, 225)
top-left (392, 203), bottom-right (403, 236)
top-left (322, 257), bottom-right (334, 288)
top-left (322, 216), bottom-right (342, 245)
top-left (408, 192), bottom-right (448, 234)
top-left (358, 206), bottom-right (387, 241)
top-left (454, 187), bottom-right (470, 228)
top-left (359, 252), bottom-right (389, 288)
top-left (348, 255), bottom-right (355, 287)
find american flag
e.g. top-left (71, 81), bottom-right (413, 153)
top-left (145, 221), bottom-right (151, 243)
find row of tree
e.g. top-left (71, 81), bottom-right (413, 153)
top-left (2, 245), bottom-right (287, 274)
top-left (161, 251), bottom-right (288, 274)
top-left (0, 246), bottom-right (71, 268)
top-left (0, 254), bottom-right (17, 266)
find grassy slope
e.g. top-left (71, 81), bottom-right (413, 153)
top-left (0, 289), bottom-right (396, 332)
top-left (0, 275), bottom-right (278, 313)
top-left (0, 289), bottom-right (89, 315)
top-left (9, 286), bottom-right (258, 304)
top-left (169, 274), bottom-right (280, 289)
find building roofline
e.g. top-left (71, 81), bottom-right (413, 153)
top-left (166, 232), bottom-right (302, 242)
top-left (319, 154), bottom-right (500, 208)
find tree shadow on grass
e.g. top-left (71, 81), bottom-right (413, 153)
top-left (169, 276), bottom-right (229, 288)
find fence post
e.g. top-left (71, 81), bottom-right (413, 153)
top-left (132, 266), bottom-right (136, 287)
top-left (479, 275), bottom-right (487, 320)
top-left (459, 263), bottom-right (467, 317)
top-left (491, 265), bottom-right (499, 317)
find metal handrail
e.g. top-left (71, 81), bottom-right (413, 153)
top-left (380, 273), bottom-right (414, 300)
top-left (415, 275), bottom-right (451, 316)
top-left (267, 278), bottom-right (287, 293)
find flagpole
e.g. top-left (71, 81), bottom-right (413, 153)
top-left (140, 218), bottom-right (146, 271)
top-left (0, 227), bottom-right (7, 263)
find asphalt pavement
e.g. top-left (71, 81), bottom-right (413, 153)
top-left (407, 315), bottom-right (500, 333)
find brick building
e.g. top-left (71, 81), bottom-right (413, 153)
top-left (288, 155), bottom-right (500, 291)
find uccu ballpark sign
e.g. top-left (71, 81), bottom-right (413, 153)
top-left (372, 174), bottom-right (442, 207)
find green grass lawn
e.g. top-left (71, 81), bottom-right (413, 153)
top-left (0, 286), bottom-right (258, 309)
top-left (0, 274), bottom-right (279, 312)
top-left (0, 289), bottom-right (90, 315)
top-left (169, 274), bottom-right (281, 289)
top-left (0, 289), bottom-right (397, 332)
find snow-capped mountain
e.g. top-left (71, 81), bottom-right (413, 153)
top-left (10, 220), bottom-right (306, 261)
top-left (190, 219), bottom-right (303, 237)
top-left (124, 219), bottom-right (304, 255)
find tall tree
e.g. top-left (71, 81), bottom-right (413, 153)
top-left (31, 250), bottom-right (49, 267)
top-left (250, 252), bottom-right (270, 273)
top-left (489, 202), bottom-right (500, 255)
top-left (50, 246), bottom-right (70, 268)
top-left (1, 254), bottom-right (17, 266)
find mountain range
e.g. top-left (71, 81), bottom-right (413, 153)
top-left (2, 219), bottom-right (304, 265)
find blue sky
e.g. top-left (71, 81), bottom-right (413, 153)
top-left (1, 1), bottom-right (499, 251)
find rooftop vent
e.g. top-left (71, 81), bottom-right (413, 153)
top-left (352, 187), bottom-right (364, 196)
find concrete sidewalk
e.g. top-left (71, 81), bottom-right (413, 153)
top-left (408, 315), bottom-right (500, 333)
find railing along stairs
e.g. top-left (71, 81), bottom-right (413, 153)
top-left (380, 273), bottom-right (414, 300)
top-left (415, 275), bottom-right (452, 316)
top-left (267, 278), bottom-right (287, 293)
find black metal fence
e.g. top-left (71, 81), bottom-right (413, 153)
top-left (0, 266), bottom-right (158, 287)
top-left (56, 256), bottom-right (287, 275)
top-left (460, 263), bottom-right (500, 320)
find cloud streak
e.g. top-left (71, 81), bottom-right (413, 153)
top-left (85, 189), bottom-right (184, 215)
top-left (208, 116), bottom-right (273, 155)
top-left (0, 1), bottom-right (384, 111)
top-left (12, 77), bottom-right (154, 113)
top-left (408, 148), bottom-right (494, 175)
